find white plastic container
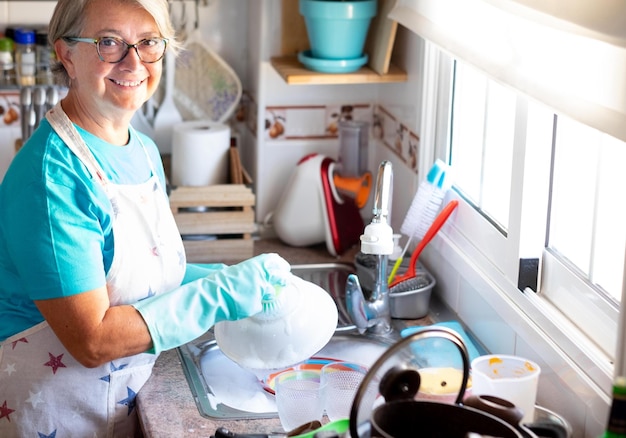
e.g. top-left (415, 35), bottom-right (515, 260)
top-left (471, 354), bottom-right (541, 423)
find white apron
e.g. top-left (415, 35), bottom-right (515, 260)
top-left (0, 104), bottom-right (186, 438)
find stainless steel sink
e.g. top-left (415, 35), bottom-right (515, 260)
top-left (177, 263), bottom-right (401, 420)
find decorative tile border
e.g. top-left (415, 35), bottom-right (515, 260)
top-left (374, 105), bottom-right (420, 173)
top-left (240, 96), bottom-right (420, 173)
top-left (263, 103), bottom-right (372, 140)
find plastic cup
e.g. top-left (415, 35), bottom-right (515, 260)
top-left (471, 355), bottom-right (541, 423)
top-left (320, 362), bottom-right (368, 421)
top-left (275, 370), bottom-right (324, 431)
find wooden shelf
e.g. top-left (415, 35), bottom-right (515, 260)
top-left (270, 56), bottom-right (407, 85)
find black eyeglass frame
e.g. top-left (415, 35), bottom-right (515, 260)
top-left (63, 36), bottom-right (168, 64)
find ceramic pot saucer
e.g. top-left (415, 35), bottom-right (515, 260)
top-left (297, 50), bottom-right (368, 73)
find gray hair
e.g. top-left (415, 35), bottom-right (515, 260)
top-left (48, 0), bottom-right (181, 87)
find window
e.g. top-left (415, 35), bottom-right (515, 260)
top-left (443, 57), bottom-right (625, 359)
top-left (549, 117), bottom-right (626, 304)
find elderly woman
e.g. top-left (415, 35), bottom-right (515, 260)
top-left (0, 0), bottom-right (290, 436)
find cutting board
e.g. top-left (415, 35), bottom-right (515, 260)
top-left (364, 0), bottom-right (399, 75)
top-left (281, 0), bottom-right (309, 56)
top-left (173, 28), bottom-right (242, 123)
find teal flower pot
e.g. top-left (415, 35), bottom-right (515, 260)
top-left (299, 0), bottom-right (378, 60)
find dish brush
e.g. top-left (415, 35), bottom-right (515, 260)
top-left (389, 200), bottom-right (459, 289)
top-left (388, 159), bottom-right (450, 285)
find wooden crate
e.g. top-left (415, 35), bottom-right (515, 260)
top-left (169, 185), bottom-right (256, 263)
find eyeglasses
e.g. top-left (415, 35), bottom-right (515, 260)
top-left (63, 36), bottom-right (168, 64)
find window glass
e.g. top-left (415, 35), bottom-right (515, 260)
top-left (550, 117), bottom-right (626, 302)
top-left (450, 62), bottom-right (515, 230)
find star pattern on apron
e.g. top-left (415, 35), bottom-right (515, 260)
top-left (100, 361), bottom-right (130, 382)
top-left (11, 338), bottom-right (27, 349)
top-left (140, 287), bottom-right (157, 301)
top-left (118, 387), bottom-right (138, 416)
top-left (0, 401), bottom-right (15, 422)
top-left (43, 352), bottom-right (67, 374)
top-left (25, 391), bottom-right (44, 408)
top-left (3, 363), bottom-right (16, 376)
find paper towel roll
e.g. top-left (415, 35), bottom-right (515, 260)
top-left (171, 121), bottom-right (231, 186)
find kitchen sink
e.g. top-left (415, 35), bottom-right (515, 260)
top-left (177, 263), bottom-right (402, 420)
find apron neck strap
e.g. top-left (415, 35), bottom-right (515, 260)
top-left (46, 103), bottom-right (109, 189)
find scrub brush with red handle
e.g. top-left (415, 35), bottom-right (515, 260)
top-left (390, 200), bottom-right (459, 289)
top-left (388, 160), bottom-right (450, 285)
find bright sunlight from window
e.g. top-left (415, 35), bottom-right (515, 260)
top-left (550, 116), bottom-right (626, 303)
top-left (450, 62), bottom-right (515, 231)
top-left (449, 60), bottom-right (626, 305)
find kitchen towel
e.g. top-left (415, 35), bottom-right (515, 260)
top-left (201, 346), bottom-right (277, 413)
top-left (171, 121), bottom-right (230, 187)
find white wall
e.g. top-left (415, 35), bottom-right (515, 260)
top-left (0, 1), bottom-right (57, 28)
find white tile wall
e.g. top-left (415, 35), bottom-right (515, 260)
top-left (0, 1), bottom-right (57, 29)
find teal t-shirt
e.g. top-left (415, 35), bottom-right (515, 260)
top-left (0, 119), bottom-right (167, 341)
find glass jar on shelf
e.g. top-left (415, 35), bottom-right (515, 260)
top-left (0, 37), bottom-right (15, 86)
top-left (36, 30), bottom-right (54, 85)
top-left (14, 28), bottom-right (36, 87)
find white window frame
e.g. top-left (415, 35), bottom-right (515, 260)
top-left (427, 41), bottom-right (616, 390)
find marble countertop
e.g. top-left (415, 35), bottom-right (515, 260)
top-left (137, 239), bottom-right (363, 437)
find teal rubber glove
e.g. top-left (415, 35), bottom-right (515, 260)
top-left (182, 263), bottom-right (227, 284)
top-left (132, 253), bottom-right (291, 354)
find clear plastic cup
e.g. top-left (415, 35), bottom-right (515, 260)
top-left (275, 370), bottom-right (324, 431)
top-left (321, 362), bottom-right (368, 421)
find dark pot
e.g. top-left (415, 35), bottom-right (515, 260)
top-left (371, 398), bottom-right (528, 438)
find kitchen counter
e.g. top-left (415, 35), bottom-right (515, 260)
top-left (137, 238), bottom-right (429, 437)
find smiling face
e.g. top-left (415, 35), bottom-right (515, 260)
top-left (57, 0), bottom-right (163, 123)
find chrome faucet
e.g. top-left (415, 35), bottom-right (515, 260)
top-left (346, 160), bottom-right (394, 334)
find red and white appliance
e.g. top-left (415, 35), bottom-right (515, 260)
top-left (273, 153), bottom-right (364, 256)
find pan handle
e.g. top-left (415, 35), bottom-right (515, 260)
top-left (463, 394), bottom-right (524, 426)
